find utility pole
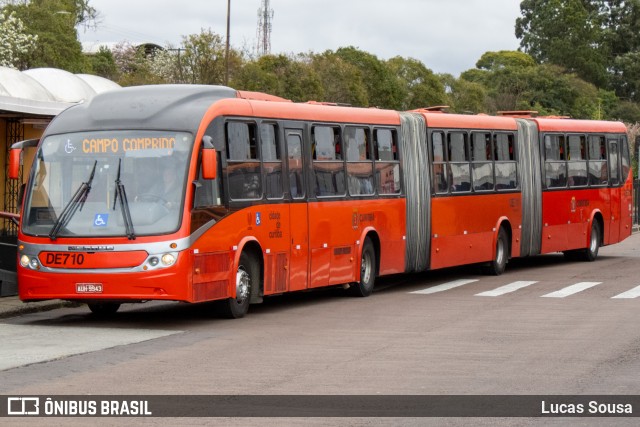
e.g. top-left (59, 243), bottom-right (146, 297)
top-left (225, 0), bottom-right (231, 85)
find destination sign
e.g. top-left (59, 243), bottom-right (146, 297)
top-left (82, 137), bottom-right (176, 154)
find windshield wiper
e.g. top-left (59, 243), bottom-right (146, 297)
top-left (112, 158), bottom-right (136, 240)
top-left (49, 160), bottom-right (97, 240)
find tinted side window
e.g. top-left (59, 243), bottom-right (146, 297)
top-left (345, 127), bottom-right (374, 196)
top-left (286, 132), bottom-right (304, 199)
top-left (431, 131), bottom-right (448, 194)
top-left (567, 134), bottom-right (587, 187)
top-left (374, 128), bottom-right (401, 194)
top-left (226, 122), bottom-right (261, 200)
top-left (588, 135), bottom-right (607, 186)
top-left (471, 132), bottom-right (494, 192)
top-left (448, 132), bottom-right (470, 193)
top-left (261, 123), bottom-right (283, 199)
top-left (494, 133), bottom-right (517, 190)
top-left (544, 134), bottom-right (567, 188)
top-left (312, 125), bottom-right (345, 197)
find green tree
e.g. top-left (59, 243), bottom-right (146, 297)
top-left (86, 45), bottom-right (117, 80)
top-left (179, 29), bottom-right (232, 85)
top-left (233, 54), bottom-right (323, 102)
top-left (515, 0), bottom-right (609, 87)
top-left (462, 51), bottom-right (537, 112)
top-left (0, 10), bottom-right (37, 69)
top-left (112, 41), bottom-right (164, 86)
top-left (386, 56), bottom-right (447, 110)
top-left (460, 50), bottom-right (617, 119)
top-left (334, 46), bottom-right (404, 109)
top-left (1, 0), bottom-right (95, 72)
top-left (309, 51), bottom-right (368, 106)
top-left (439, 73), bottom-right (487, 114)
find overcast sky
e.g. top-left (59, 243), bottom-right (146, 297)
top-left (78, 0), bottom-right (522, 76)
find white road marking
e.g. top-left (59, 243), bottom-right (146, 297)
top-left (410, 279), bottom-right (478, 295)
top-left (0, 325), bottom-right (180, 371)
top-left (475, 281), bottom-right (538, 297)
top-left (540, 282), bottom-right (602, 298)
top-left (611, 285), bottom-right (640, 299)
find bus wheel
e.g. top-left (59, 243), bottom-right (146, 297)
top-left (581, 221), bottom-right (601, 262)
top-left (218, 252), bottom-right (255, 319)
top-left (88, 302), bottom-right (120, 316)
top-left (484, 228), bottom-right (508, 276)
top-left (349, 238), bottom-right (376, 297)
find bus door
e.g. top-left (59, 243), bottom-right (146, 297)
top-left (285, 128), bottom-right (309, 291)
top-left (607, 137), bottom-right (621, 243)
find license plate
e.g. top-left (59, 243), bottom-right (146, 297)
top-left (76, 283), bottom-right (103, 294)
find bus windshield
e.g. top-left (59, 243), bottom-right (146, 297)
top-left (22, 130), bottom-right (193, 238)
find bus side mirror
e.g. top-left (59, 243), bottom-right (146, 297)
top-left (202, 149), bottom-right (217, 180)
top-left (201, 135), bottom-right (218, 180)
top-left (8, 148), bottom-right (22, 179)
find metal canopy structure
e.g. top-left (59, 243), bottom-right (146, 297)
top-left (0, 66), bottom-right (121, 118)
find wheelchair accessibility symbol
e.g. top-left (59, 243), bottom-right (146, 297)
top-left (94, 214), bottom-right (108, 227)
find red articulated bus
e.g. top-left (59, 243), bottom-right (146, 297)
top-left (8, 85), bottom-right (632, 317)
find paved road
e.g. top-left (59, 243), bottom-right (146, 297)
top-left (2, 234), bottom-right (640, 426)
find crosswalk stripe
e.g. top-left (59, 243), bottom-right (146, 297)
top-left (611, 285), bottom-right (640, 299)
top-left (475, 281), bottom-right (538, 297)
top-left (540, 282), bottom-right (602, 298)
top-left (409, 279), bottom-right (478, 295)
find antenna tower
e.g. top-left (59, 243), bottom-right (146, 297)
top-left (256, 0), bottom-right (274, 56)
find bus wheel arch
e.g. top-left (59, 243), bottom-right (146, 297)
top-left (219, 240), bottom-right (263, 319)
top-left (583, 214), bottom-right (604, 262)
top-left (483, 222), bottom-right (511, 276)
top-left (349, 233), bottom-right (379, 297)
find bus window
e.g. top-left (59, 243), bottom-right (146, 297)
top-left (621, 135), bottom-right (630, 180)
top-left (345, 127), bottom-right (374, 196)
top-left (588, 135), bottom-right (607, 186)
top-left (608, 140), bottom-right (620, 186)
top-left (431, 131), bottom-right (448, 194)
top-left (448, 131), bottom-right (470, 193)
top-left (471, 132), bottom-right (494, 192)
top-left (312, 125), bottom-right (345, 197)
top-left (260, 123), bottom-right (283, 199)
top-left (495, 133), bottom-right (517, 190)
top-left (567, 135), bottom-right (587, 187)
top-left (544, 134), bottom-right (567, 188)
top-left (374, 128), bottom-right (401, 194)
top-left (286, 131), bottom-right (305, 199)
top-left (226, 122), bottom-right (262, 200)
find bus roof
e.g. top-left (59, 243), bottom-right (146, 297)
top-left (533, 117), bottom-right (627, 133)
top-left (234, 99), bottom-right (401, 126)
top-left (421, 112), bottom-right (518, 131)
top-left (44, 85), bottom-right (237, 135)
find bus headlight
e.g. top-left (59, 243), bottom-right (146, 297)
top-left (20, 255), bottom-right (30, 268)
top-left (161, 253), bottom-right (176, 266)
top-left (148, 256), bottom-right (159, 267)
top-left (20, 255), bottom-right (40, 270)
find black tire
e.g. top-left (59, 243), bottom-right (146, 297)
top-left (349, 238), bottom-right (376, 297)
top-left (217, 251), bottom-right (257, 319)
top-left (483, 227), bottom-right (509, 276)
top-left (88, 302), bottom-right (120, 316)
top-left (580, 220), bottom-right (601, 262)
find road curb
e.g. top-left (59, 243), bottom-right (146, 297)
top-left (0, 298), bottom-right (81, 320)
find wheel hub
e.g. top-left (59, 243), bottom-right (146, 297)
top-left (236, 267), bottom-right (250, 302)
